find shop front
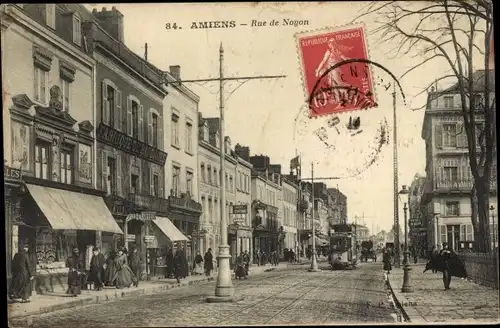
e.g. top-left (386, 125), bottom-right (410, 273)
top-left (18, 176), bottom-right (123, 294)
top-left (228, 204), bottom-right (253, 265)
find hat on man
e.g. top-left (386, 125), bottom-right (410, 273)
top-left (92, 246), bottom-right (99, 252)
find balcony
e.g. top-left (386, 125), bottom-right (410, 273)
top-left (434, 179), bottom-right (497, 192)
top-left (297, 199), bottom-right (309, 212)
top-left (168, 194), bottom-right (203, 214)
top-left (128, 193), bottom-right (170, 215)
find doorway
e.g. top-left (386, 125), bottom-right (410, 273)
top-left (446, 225), bottom-right (460, 250)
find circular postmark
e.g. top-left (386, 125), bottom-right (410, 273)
top-left (293, 59), bottom-right (405, 179)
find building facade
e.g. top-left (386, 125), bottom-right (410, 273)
top-left (2, 4), bottom-right (124, 293)
top-left (421, 71), bottom-right (497, 251)
top-left (408, 174), bottom-right (429, 257)
top-left (327, 188), bottom-right (348, 225)
top-left (282, 177), bottom-right (298, 254)
top-left (234, 145), bottom-right (253, 259)
top-left (162, 65), bottom-right (202, 265)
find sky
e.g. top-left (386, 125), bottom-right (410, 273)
top-left (86, 2), bottom-right (486, 233)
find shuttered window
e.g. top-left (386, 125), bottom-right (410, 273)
top-left (443, 124), bottom-right (457, 147)
top-left (101, 81), bottom-right (121, 130)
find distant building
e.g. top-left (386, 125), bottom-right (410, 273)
top-left (327, 188), bottom-right (348, 225)
top-left (421, 70), bottom-right (497, 251)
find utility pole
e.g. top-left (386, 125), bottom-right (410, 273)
top-left (144, 43), bottom-right (148, 61)
top-left (393, 83), bottom-right (401, 268)
top-left (308, 162), bottom-right (320, 272)
top-left (165, 43), bottom-right (286, 303)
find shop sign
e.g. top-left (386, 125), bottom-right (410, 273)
top-left (96, 123), bottom-right (167, 166)
top-left (232, 204), bottom-right (248, 214)
top-left (4, 166), bottom-right (22, 180)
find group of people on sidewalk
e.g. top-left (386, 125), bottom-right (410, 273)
top-left (255, 250), bottom-right (280, 266)
top-left (192, 248), bottom-right (214, 277)
top-left (234, 251), bottom-right (251, 279)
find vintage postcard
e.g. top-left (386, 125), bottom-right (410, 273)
top-left (2, 2), bottom-right (498, 327)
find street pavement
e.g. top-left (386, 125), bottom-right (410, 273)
top-left (388, 262), bottom-right (500, 324)
top-left (10, 261), bottom-right (396, 327)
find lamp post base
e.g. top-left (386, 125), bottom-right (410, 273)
top-left (206, 245), bottom-right (242, 302)
top-left (401, 265), bottom-right (413, 293)
top-left (308, 254), bottom-right (321, 272)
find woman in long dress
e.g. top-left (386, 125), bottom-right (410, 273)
top-left (66, 246), bottom-right (83, 297)
top-left (193, 251), bottom-right (204, 275)
top-left (10, 243), bottom-right (33, 302)
top-left (113, 248), bottom-right (136, 289)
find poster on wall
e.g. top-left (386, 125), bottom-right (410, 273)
top-left (11, 121), bottom-right (30, 170)
top-left (78, 143), bottom-right (92, 184)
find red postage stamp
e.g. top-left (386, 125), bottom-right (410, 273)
top-left (295, 24), bottom-right (377, 118)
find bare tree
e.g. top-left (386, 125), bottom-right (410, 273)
top-left (354, 0), bottom-right (495, 252)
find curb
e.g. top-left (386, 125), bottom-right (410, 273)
top-left (385, 273), bottom-right (428, 324)
top-left (384, 274), bottom-right (410, 323)
top-left (9, 277), bottom-right (215, 319)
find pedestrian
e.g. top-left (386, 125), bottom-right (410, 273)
top-left (273, 251), bottom-right (279, 266)
top-left (382, 247), bottom-right (392, 274)
top-left (193, 251), bottom-right (204, 275)
top-left (204, 248), bottom-right (214, 276)
top-left (234, 253), bottom-right (247, 279)
top-left (66, 246), bottom-right (83, 297)
top-left (9, 241), bottom-right (33, 303)
top-left (113, 247), bottom-right (136, 289)
top-left (256, 250), bottom-right (261, 266)
top-left (165, 248), bottom-right (175, 278)
top-left (440, 242), bottom-right (453, 290)
top-left (174, 247), bottom-right (187, 283)
top-left (104, 249), bottom-right (117, 286)
top-left (428, 245), bottom-right (438, 273)
top-left (128, 247), bottom-right (142, 287)
top-left (89, 246), bottom-right (106, 291)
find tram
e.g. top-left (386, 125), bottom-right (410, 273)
top-left (329, 224), bottom-right (358, 270)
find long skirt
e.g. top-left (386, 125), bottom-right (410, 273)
top-left (194, 262), bottom-right (204, 275)
top-left (115, 265), bottom-right (136, 288)
top-left (10, 271), bottom-right (32, 300)
top-left (66, 271), bottom-right (82, 295)
top-left (383, 261), bottom-right (392, 272)
top-left (234, 265), bottom-right (246, 279)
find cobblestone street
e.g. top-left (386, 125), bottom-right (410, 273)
top-left (10, 262), bottom-right (396, 327)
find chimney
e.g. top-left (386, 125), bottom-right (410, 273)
top-left (170, 65), bottom-right (181, 81)
top-left (224, 136), bottom-right (231, 154)
top-left (235, 144), bottom-right (250, 161)
top-left (92, 6), bottom-right (125, 43)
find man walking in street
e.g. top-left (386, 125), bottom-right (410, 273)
top-left (243, 250), bottom-right (250, 277)
top-left (204, 248), bottom-right (213, 276)
top-left (440, 242), bottom-right (454, 290)
top-left (89, 247), bottom-right (105, 291)
top-left (128, 247), bottom-right (142, 287)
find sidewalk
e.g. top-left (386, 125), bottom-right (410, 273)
top-left (387, 262), bottom-right (500, 324)
top-left (8, 261), bottom-right (301, 319)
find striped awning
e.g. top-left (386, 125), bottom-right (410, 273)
top-left (26, 184), bottom-right (123, 234)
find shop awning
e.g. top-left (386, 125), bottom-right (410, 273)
top-left (152, 216), bottom-right (189, 242)
top-left (26, 184), bottom-right (123, 234)
top-left (307, 237), bottom-right (329, 246)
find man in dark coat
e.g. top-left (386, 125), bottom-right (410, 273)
top-left (66, 246), bottom-right (84, 297)
top-left (128, 247), bottom-right (142, 287)
top-left (89, 246), bottom-right (106, 291)
top-left (174, 247), bottom-right (187, 283)
top-left (165, 248), bottom-right (175, 279)
top-left (9, 242), bottom-right (33, 302)
top-left (243, 250), bottom-right (250, 277)
top-left (204, 248), bottom-right (214, 276)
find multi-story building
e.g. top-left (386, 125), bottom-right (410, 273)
top-left (234, 144), bottom-right (253, 260)
top-left (250, 155), bottom-right (283, 260)
top-left (408, 174), bottom-right (428, 256)
top-left (314, 182), bottom-right (331, 238)
top-left (162, 65), bottom-right (202, 264)
top-left (2, 4), bottom-right (123, 292)
top-left (421, 70), bottom-right (497, 251)
top-left (327, 187), bottom-right (348, 225)
top-left (83, 7), bottom-right (188, 271)
top-left (198, 115), bottom-right (240, 263)
top-left (281, 176), bottom-right (299, 254)
top-left (297, 181), bottom-right (313, 255)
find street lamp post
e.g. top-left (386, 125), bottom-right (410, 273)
top-left (490, 206), bottom-right (496, 248)
top-left (308, 162), bottom-right (320, 272)
top-left (399, 185), bottom-right (413, 293)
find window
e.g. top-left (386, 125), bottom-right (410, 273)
top-left (34, 67), bottom-right (48, 104)
top-left (443, 96), bottom-right (454, 108)
top-left (46, 4), bottom-right (56, 29)
top-left (60, 147), bottom-right (73, 184)
top-left (60, 78), bottom-right (70, 112)
top-left (439, 225), bottom-right (447, 245)
top-left (229, 176), bottom-right (233, 192)
top-left (171, 113), bottom-right (179, 147)
top-left (442, 124), bottom-right (457, 147)
top-left (200, 164), bottom-right (205, 183)
top-left (185, 122), bottom-right (193, 153)
top-left (132, 101), bottom-right (139, 139)
top-left (131, 174), bottom-right (139, 194)
top-left (35, 140), bottom-right (51, 180)
top-left (445, 202), bottom-right (459, 216)
top-left (172, 165), bottom-right (181, 196)
top-left (207, 166), bottom-right (212, 184)
top-left (214, 168), bottom-right (218, 186)
top-left (186, 170), bottom-right (194, 196)
top-left (152, 113), bottom-right (158, 148)
top-left (466, 224), bottom-right (473, 241)
top-left (106, 85), bottom-right (115, 127)
top-left (443, 166), bottom-right (458, 181)
top-left (72, 15), bottom-right (81, 45)
top-left (153, 174), bottom-right (160, 197)
top-left (107, 157), bottom-right (116, 195)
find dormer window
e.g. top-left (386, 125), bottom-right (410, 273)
top-left (203, 124), bottom-right (209, 142)
top-left (72, 14), bottom-right (81, 45)
top-left (46, 4), bottom-right (56, 29)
